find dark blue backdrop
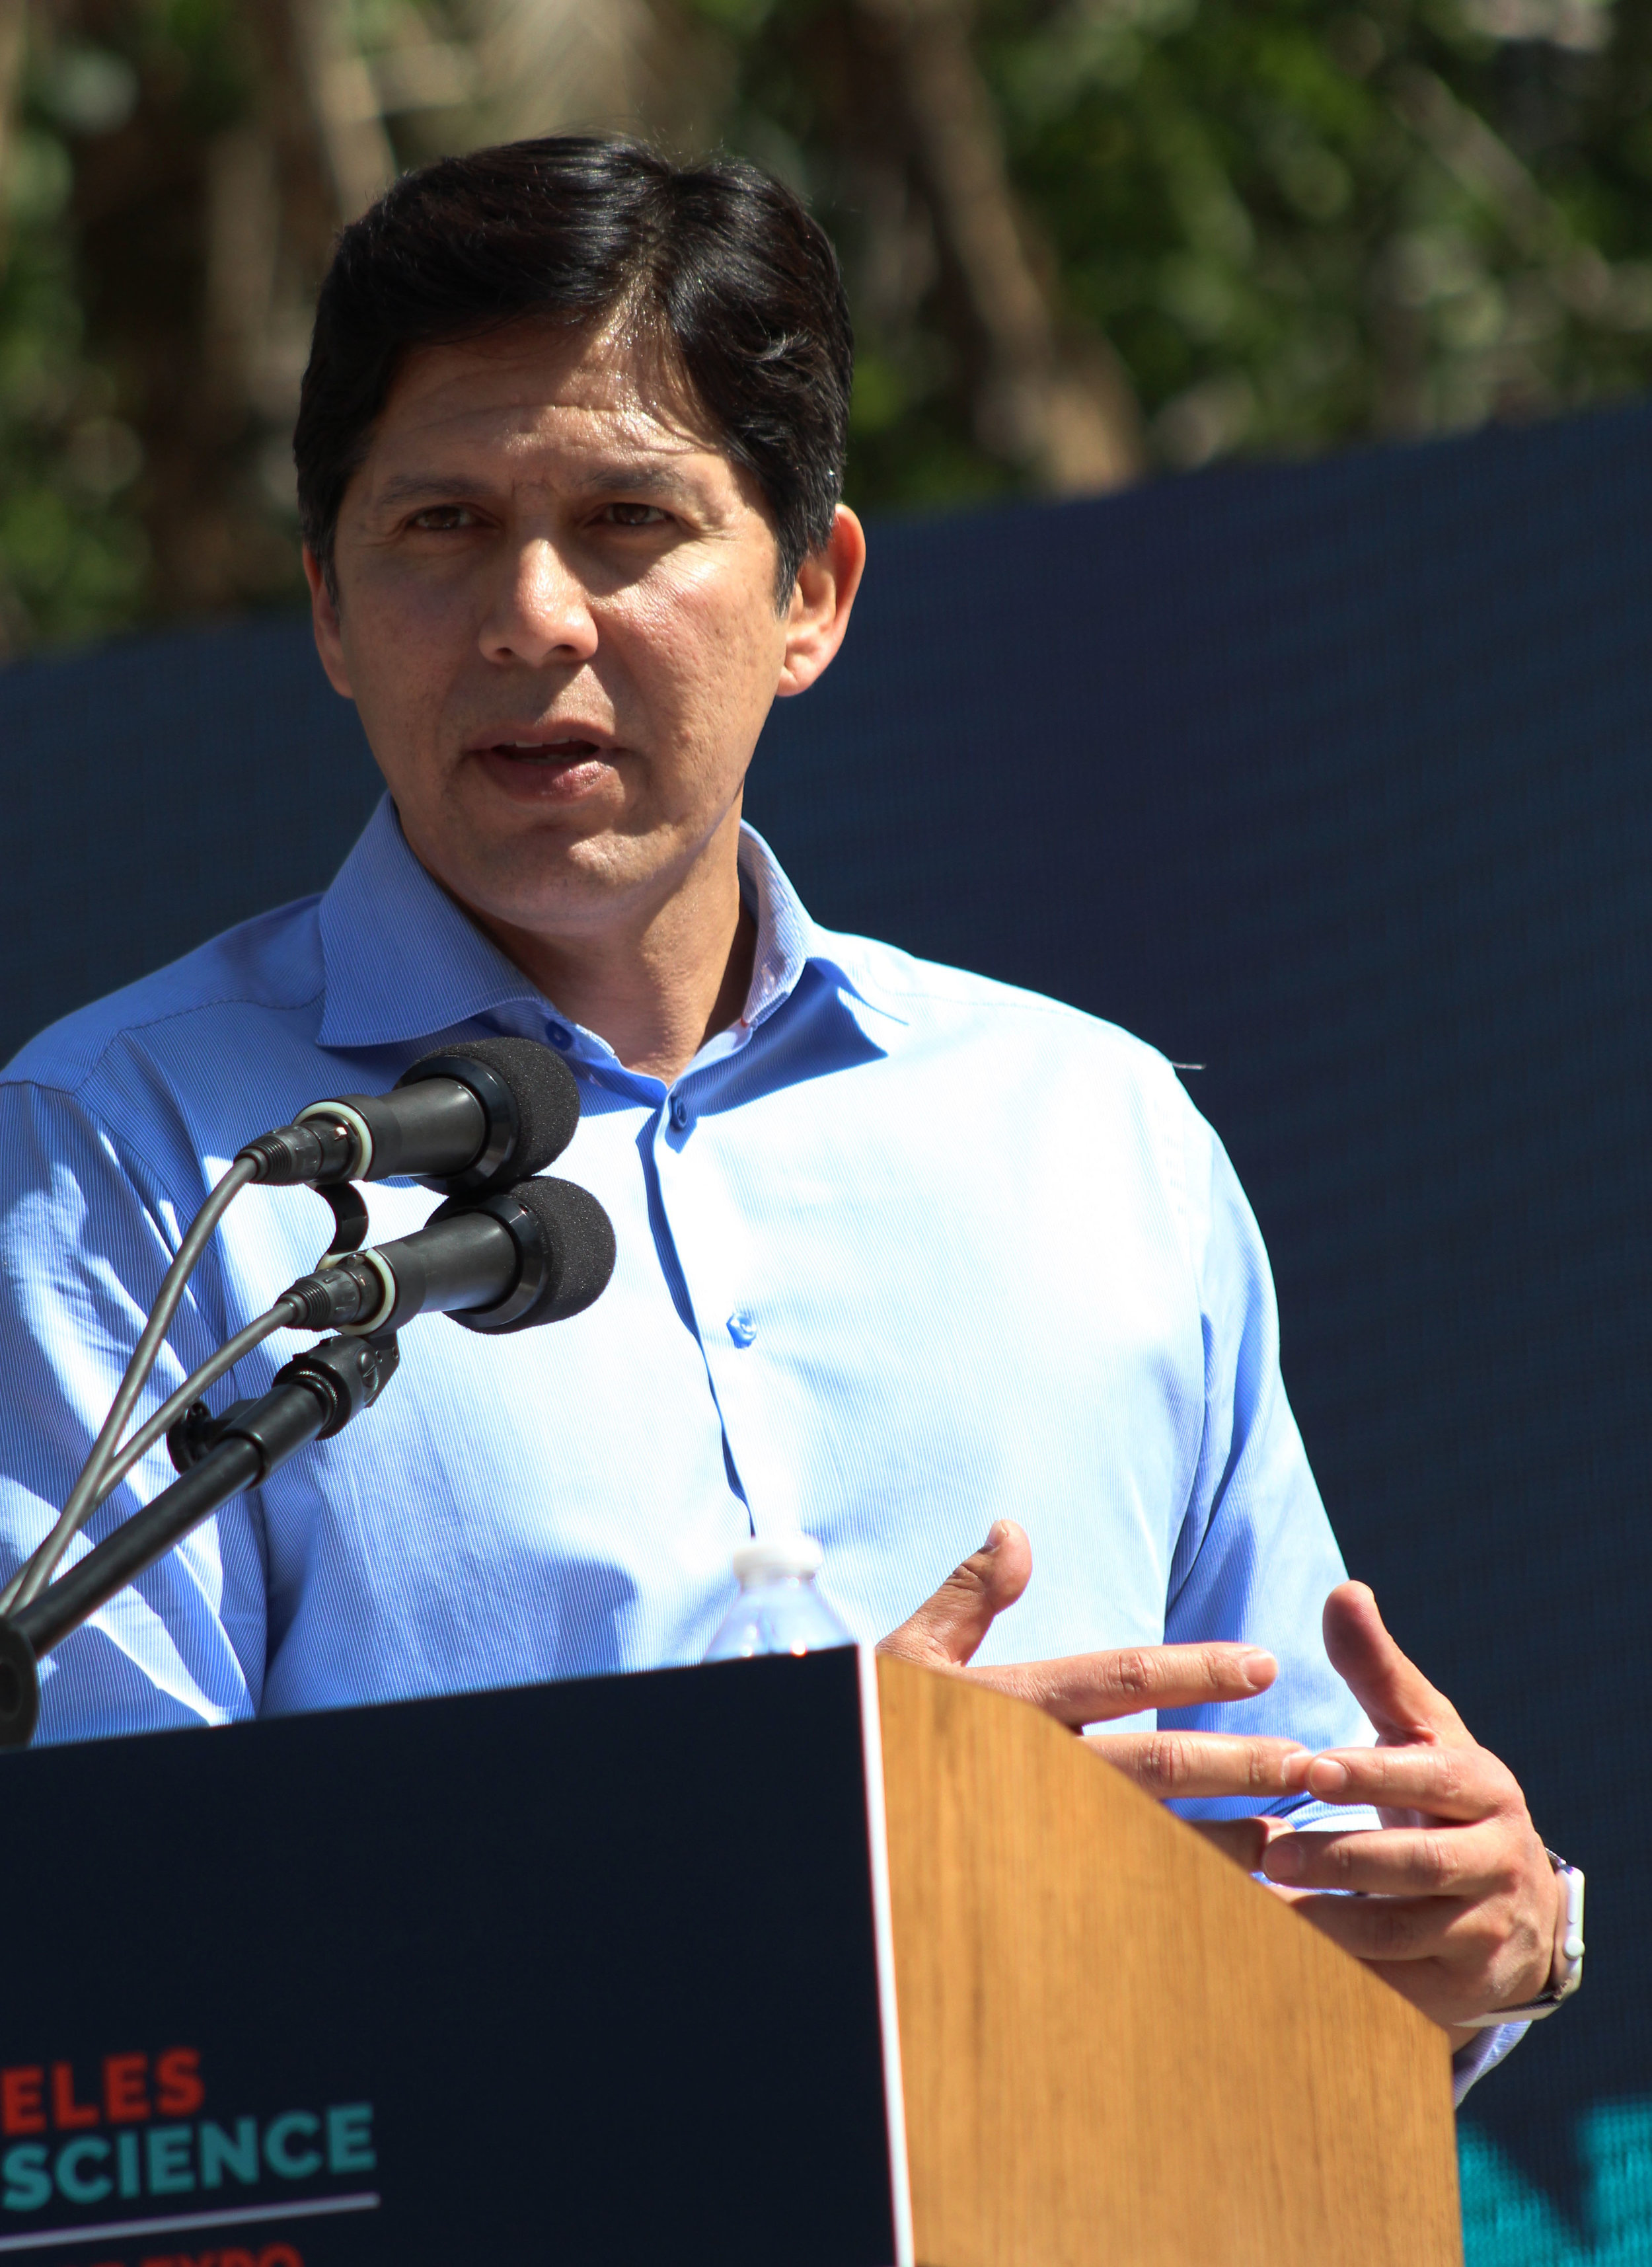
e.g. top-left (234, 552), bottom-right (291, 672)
top-left (3, 400), bottom-right (1647, 2255)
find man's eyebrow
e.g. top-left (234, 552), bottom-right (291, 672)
top-left (373, 473), bottom-right (492, 509)
top-left (569, 457), bottom-right (704, 499)
top-left (371, 456), bottom-right (707, 510)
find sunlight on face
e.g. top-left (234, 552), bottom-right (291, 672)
top-left (309, 319), bottom-right (799, 945)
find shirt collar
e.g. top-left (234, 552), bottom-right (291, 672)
top-left (316, 794), bottom-right (884, 1064)
top-left (317, 796), bottom-right (545, 1050)
top-left (737, 817), bottom-right (820, 1032)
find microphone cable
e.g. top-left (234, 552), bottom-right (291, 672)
top-left (0, 1155), bottom-right (261, 1615)
top-left (3, 1276), bottom-right (369, 1613)
top-left (93, 1172), bottom-right (617, 1511)
top-left (3, 1168), bottom-right (616, 1613)
top-left (81, 1295), bottom-right (307, 1515)
top-left (6, 1036), bottom-right (582, 1612)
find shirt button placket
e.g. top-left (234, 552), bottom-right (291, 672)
top-left (650, 1087), bottom-right (776, 1524)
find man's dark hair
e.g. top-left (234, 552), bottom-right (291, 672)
top-left (294, 136), bottom-right (854, 605)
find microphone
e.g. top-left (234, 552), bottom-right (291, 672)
top-left (281, 1175), bottom-right (617, 1338)
top-left (0, 1170), bottom-right (616, 1748)
top-left (237, 1038), bottom-right (582, 1196)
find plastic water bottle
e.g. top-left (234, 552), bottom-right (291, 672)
top-left (703, 1534), bottom-right (853, 1660)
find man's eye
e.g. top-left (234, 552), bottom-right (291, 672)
top-left (408, 505), bottom-right (478, 531)
top-left (601, 502), bottom-right (669, 528)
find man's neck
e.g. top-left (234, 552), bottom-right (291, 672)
top-left (459, 829), bottom-right (759, 1087)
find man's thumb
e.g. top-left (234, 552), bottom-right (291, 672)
top-left (1322, 1579), bottom-right (1468, 1744)
top-left (878, 1519), bottom-right (1033, 1668)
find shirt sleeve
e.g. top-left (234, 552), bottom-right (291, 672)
top-left (1148, 1080), bottom-right (1530, 2096)
top-left (0, 1076), bottom-right (266, 1742)
top-left (1156, 1089), bottom-right (1379, 1828)
top-left (1453, 2023), bottom-right (1528, 2104)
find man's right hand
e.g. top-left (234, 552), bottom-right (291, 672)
top-left (876, 1519), bottom-right (1310, 1866)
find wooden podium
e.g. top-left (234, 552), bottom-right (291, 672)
top-left (0, 1646), bottom-right (1459, 2266)
top-left (878, 1652), bottom-right (1460, 2266)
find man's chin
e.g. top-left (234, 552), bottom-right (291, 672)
top-left (400, 781), bottom-right (742, 951)
top-left (420, 829), bottom-right (658, 941)
top-left (410, 778), bottom-right (630, 889)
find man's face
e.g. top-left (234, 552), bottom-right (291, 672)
top-left (307, 320), bottom-right (846, 945)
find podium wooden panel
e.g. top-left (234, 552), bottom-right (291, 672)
top-left (0, 1647), bottom-right (1459, 2264)
top-left (876, 1652), bottom-right (1462, 2267)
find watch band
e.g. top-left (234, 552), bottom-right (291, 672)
top-left (1456, 1850), bottom-right (1585, 2030)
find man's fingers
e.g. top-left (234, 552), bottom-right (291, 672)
top-left (877, 1520), bottom-right (1032, 1669)
top-left (963, 1640), bottom-right (1279, 1728)
top-left (878, 1543), bottom-right (1283, 1729)
top-left (1262, 1822), bottom-right (1510, 1898)
top-left (1085, 1730), bottom-right (1311, 1801)
top-left (1300, 1743), bottom-right (1515, 1822)
top-left (1192, 1817), bottom-right (1285, 1870)
top-left (1322, 1582), bottom-right (1470, 1746)
top-left (1283, 1890), bottom-right (1476, 1964)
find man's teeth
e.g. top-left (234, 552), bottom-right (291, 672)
top-left (498, 740), bottom-right (598, 755)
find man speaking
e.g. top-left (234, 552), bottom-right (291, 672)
top-left (0, 137), bottom-right (1575, 2090)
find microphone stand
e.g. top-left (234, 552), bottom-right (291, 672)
top-left (0, 1335), bottom-right (399, 1750)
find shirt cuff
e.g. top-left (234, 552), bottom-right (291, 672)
top-left (1452, 2020), bottom-right (1528, 2106)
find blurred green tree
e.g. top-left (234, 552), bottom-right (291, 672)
top-left (0, 0), bottom-right (1647, 648)
top-left (0, 0), bottom-right (713, 650)
top-left (701, 0), bottom-right (1652, 506)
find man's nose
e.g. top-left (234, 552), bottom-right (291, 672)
top-left (479, 539), bottom-right (599, 667)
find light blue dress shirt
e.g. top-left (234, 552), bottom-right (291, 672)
top-left (0, 796), bottom-right (1522, 2094)
top-left (0, 794), bottom-right (1365, 1768)
top-left (0, 788), bottom-right (1369, 1759)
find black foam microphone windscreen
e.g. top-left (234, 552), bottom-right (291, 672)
top-left (398, 1036), bottom-right (582, 1192)
top-left (450, 1174), bottom-right (617, 1335)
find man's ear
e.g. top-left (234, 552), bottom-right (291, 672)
top-left (775, 506), bottom-right (867, 699)
top-left (304, 545), bottom-right (354, 700)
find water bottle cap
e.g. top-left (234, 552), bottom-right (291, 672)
top-left (732, 1534), bottom-right (825, 1586)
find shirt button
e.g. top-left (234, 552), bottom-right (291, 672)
top-left (670, 1096), bottom-right (691, 1130)
top-left (547, 1023), bottom-right (572, 1049)
top-left (727, 1312), bottom-right (757, 1347)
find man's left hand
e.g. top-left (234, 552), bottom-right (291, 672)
top-left (1260, 1581), bottom-right (1563, 2045)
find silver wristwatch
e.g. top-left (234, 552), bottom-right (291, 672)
top-left (1456, 1850), bottom-right (1585, 2030)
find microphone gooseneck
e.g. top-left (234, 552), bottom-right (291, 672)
top-left (0, 1334), bottom-right (402, 1749)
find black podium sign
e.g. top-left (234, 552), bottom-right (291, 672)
top-left (0, 1649), bottom-right (907, 2266)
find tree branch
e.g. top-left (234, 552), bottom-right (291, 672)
top-left (853, 0), bottom-right (1144, 490)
